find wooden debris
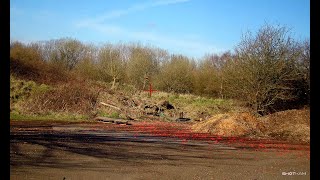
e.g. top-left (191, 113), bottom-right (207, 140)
top-left (176, 118), bottom-right (191, 122)
top-left (100, 102), bottom-right (121, 111)
top-left (94, 117), bottom-right (132, 125)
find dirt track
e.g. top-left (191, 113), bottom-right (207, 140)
top-left (10, 121), bottom-right (310, 180)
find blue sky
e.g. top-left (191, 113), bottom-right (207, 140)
top-left (10, 0), bottom-right (310, 59)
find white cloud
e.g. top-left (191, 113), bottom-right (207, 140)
top-left (87, 23), bottom-right (125, 34)
top-left (74, 0), bottom-right (224, 58)
top-left (78, 23), bottom-right (223, 58)
top-left (140, 32), bottom-right (223, 57)
top-left (76, 0), bottom-right (191, 25)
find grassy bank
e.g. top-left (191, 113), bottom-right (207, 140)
top-left (10, 75), bottom-right (98, 121)
top-left (10, 74), bottom-right (310, 144)
top-left (10, 111), bottom-right (89, 122)
top-left (10, 74), bottom-right (244, 122)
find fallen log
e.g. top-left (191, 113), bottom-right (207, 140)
top-left (100, 102), bottom-right (135, 120)
top-left (176, 118), bottom-right (191, 122)
top-left (94, 117), bottom-right (132, 125)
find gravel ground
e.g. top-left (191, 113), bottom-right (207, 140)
top-left (10, 121), bottom-right (310, 180)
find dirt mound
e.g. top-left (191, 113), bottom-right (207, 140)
top-left (192, 109), bottom-right (310, 143)
top-left (192, 112), bottom-right (264, 137)
top-left (258, 108), bottom-right (310, 143)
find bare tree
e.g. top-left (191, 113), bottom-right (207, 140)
top-left (10, 41), bottom-right (42, 62)
top-left (156, 54), bottom-right (195, 93)
top-left (73, 44), bottom-right (100, 80)
top-left (126, 44), bottom-right (159, 90)
top-left (224, 24), bottom-right (305, 115)
top-left (98, 44), bottom-right (125, 89)
top-left (50, 38), bottom-right (87, 70)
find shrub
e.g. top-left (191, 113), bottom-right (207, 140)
top-left (223, 24), bottom-right (309, 115)
top-left (24, 82), bottom-right (100, 115)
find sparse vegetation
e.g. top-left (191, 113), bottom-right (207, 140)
top-left (10, 23), bottom-right (309, 142)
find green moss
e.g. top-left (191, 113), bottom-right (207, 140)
top-left (97, 111), bottom-right (120, 119)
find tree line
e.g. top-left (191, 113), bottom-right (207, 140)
top-left (10, 24), bottom-right (309, 115)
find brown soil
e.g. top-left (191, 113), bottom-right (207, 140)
top-left (192, 109), bottom-right (310, 143)
top-left (11, 120), bottom-right (309, 180)
top-left (258, 108), bottom-right (310, 143)
top-left (192, 113), bottom-right (263, 137)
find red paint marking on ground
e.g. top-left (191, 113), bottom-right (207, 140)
top-left (181, 139), bottom-right (188, 144)
top-left (90, 121), bottom-right (309, 158)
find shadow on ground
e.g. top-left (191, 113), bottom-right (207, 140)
top-left (10, 129), bottom-right (256, 170)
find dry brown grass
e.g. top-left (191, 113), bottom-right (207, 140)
top-left (10, 57), bottom-right (102, 117)
top-left (23, 81), bottom-right (100, 115)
